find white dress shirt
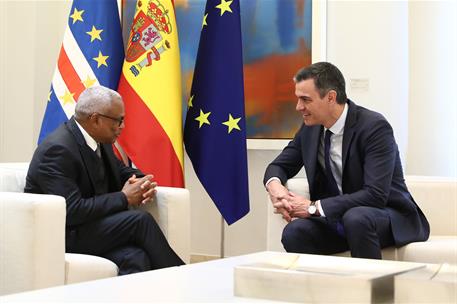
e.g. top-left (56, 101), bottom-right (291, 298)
top-left (318, 103), bottom-right (348, 195)
top-left (74, 119), bottom-right (99, 153)
top-left (316, 103), bottom-right (348, 216)
top-left (266, 103), bottom-right (348, 217)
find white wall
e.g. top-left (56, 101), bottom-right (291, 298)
top-left (1, 1), bottom-right (38, 162)
top-left (0, 0), bottom-right (456, 258)
top-left (0, 1), bottom-right (6, 160)
top-left (327, 0), bottom-right (409, 163)
top-left (0, 0), bottom-right (70, 162)
top-left (407, 0), bottom-right (457, 177)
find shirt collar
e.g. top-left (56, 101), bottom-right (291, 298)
top-left (74, 119), bottom-right (98, 152)
top-left (325, 103), bottom-right (348, 135)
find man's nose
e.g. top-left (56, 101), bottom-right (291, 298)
top-left (296, 100), bottom-right (304, 111)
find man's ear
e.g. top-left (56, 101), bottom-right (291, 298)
top-left (89, 113), bottom-right (100, 127)
top-left (327, 90), bottom-right (337, 104)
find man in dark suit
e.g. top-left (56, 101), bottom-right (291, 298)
top-left (264, 62), bottom-right (429, 259)
top-left (25, 86), bottom-right (184, 273)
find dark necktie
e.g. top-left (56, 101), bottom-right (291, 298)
top-left (95, 144), bottom-right (107, 192)
top-left (324, 130), bottom-right (345, 237)
top-left (95, 144), bottom-right (102, 158)
top-left (324, 130), bottom-right (339, 196)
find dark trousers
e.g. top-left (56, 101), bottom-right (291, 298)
top-left (66, 209), bottom-right (184, 274)
top-left (281, 206), bottom-right (395, 259)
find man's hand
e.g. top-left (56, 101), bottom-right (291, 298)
top-left (266, 180), bottom-right (293, 222)
top-left (128, 174), bottom-right (158, 204)
top-left (288, 192), bottom-right (313, 218)
top-left (122, 174), bottom-right (157, 206)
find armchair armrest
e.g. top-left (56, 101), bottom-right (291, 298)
top-left (137, 186), bottom-right (191, 263)
top-left (0, 193), bottom-right (66, 295)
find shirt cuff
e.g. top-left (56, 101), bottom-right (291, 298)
top-left (265, 177), bottom-right (281, 189)
top-left (316, 200), bottom-right (326, 217)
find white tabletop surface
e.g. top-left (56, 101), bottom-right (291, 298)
top-left (2, 251), bottom-right (282, 303)
top-left (1, 251), bottom-right (428, 303)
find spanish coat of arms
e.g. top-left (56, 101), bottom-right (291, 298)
top-left (126, 0), bottom-right (173, 77)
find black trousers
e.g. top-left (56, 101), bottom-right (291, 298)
top-left (281, 206), bottom-right (395, 259)
top-left (66, 209), bottom-right (184, 274)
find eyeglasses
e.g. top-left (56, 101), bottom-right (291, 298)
top-left (96, 113), bottom-right (124, 127)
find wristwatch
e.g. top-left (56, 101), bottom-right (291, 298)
top-left (308, 201), bottom-right (317, 215)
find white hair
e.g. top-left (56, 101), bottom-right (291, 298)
top-left (75, 86), bottom-right (122, 117)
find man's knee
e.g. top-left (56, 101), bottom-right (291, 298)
top-left (104, 246), bottom-right (151, 275)
top-left (119, 247), bottom-right (151, 275)
top-left (342, 207), bottom-right (376, 233)
top-left (281, 220), bottom-right (313, 252)
top-left (125, 209), bottom-right (155, 225)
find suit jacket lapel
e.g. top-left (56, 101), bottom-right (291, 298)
top-left (303, 125), bottom-right (323, 196)
top-left (342, 100), bottom-right (357, 172)
top-left (66, 117), bottom-right (100, 192)
top-left (100, 144), bottom-right (122, 189)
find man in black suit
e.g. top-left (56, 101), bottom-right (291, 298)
top-left (25, 86), bottom-right (184, 273)
top-left (264, 62), bottom-right (429, 259)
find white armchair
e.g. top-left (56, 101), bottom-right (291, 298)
top-left (0, 162), bottom-right (190, 296)
top-left (267, 176), bottom-right (457, 264)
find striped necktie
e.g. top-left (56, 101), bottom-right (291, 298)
top-left (324, 130), bottom-right (339, 196)
top-left (324, 129), bottom-right (345, 237)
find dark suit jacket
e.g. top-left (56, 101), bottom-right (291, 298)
top-left (25, 117), bottom-right (142, 229)
top-left (264, 100), bottom-right (430, 246)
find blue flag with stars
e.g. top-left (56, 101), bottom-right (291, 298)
top-left (184, 0), bottom-right (250, 225)
top-left (38, 0), bottom-right (124, 143)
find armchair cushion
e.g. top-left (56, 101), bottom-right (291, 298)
top-left (64, 253), bottom-right (118, 285)
top-left (397, 236), bottom-right (457, 264)
top-left (0, 162), bottom-right (29, 192)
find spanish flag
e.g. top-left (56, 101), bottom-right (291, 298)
top-left (117, 0), bottom-right (184, 187)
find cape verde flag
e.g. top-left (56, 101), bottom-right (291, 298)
top-left (38, 0), bottom-right (124, 143)
top-left (184, 0), bottom-right (250, 224)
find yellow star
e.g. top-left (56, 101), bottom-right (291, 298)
top-left (86, 25), bottom-right (103, 42)
top-left (70, 7), bottom-right (84, 24)
top-left (82, 75), bottom-right (97, 88)
top-left (60, 90), bottom-right (75, 105)
top-left (188, 95), bottom-right (194, 107)
top-left (222, 114), bottom-right (241, 133)
top-left (195, 109), bottom-right (211, 128)
top-left (215, 0), bottom-right (233, 16)
top-left (93, 51), bottom-right (109, 68)
top-left (47, 91), bottom-right (52, 102)
top-left (202, 13), bottom-right (208, 28)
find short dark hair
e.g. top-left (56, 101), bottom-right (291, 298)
top-left (294, 62), bottom-right (347, 104)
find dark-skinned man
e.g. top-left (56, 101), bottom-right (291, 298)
top-left (26, 86), bottom-right (184, 274)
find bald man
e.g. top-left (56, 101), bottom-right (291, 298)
top-left (26, 86), bottom-right (184, 274)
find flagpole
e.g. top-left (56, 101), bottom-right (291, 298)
top-left (220, 216), bottom-right (225, 258)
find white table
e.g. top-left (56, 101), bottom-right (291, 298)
top-left (2, 252), bottom-right (280, 303)
top-left (1, 251), bottom-right (429, 303)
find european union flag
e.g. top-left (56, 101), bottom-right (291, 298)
top-left (184, 0), bottom-right (249, 225)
